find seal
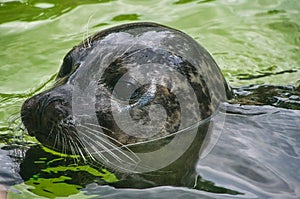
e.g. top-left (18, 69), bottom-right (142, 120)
top-left (21, 22), bottom-right (231, 182)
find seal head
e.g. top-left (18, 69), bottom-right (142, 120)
top-left (21, 22), bottom-right (231, 173)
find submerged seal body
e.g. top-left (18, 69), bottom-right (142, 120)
top-left (21, 22), bottom-right (230, 184)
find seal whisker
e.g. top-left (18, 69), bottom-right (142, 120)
top-left (81, 123), bottom-right (140, 162)
top-left (65, 130), bottom-right (90, 162)
top-left (45, 123), bottom-right (56, 143)
top-left (79, 128), bottom-right (136, 164)
top-left (68, 139), bottom-right (76, 163)
top-left (77, 135), bottom-right (113, 166)
top-left (81, 123), bottom-right (150, 171)
top-left (64, 133), bottom-right (70, 156)
top-left (81, 139), bottom-right (96, 162)
top-left (61, 131), bottom-right (67, 155)
top-left (57, 130), bottom-right (62, 154)
top-left (68, 138), bottom-right (75, 156)
top-left (68, 137), bottom-right (80, 164)
top-left (57, 126), bottom-right (65, 152)
top-left (58, 131), bottom-right (63, 154)
top-left (84, 122), bottom-right (116, 136)
top-left (53, 128), bottom-right (59, 151)
top-left (70, 131), bottom-right (97, 162)
top-left (119, 37), bottom-right (142, 58)
top-left (82, 15), bottom-right (94, 49)
top-left (85, 142), bottom-right (138, 173)
top-left (77, 125), bottom-right (140, 172)
top-left (80, 126), bottom-right (183, 173)
top-left (121, 46), bottom-right (148, 60)
top-left (74, 141), bottom-right (87, 162)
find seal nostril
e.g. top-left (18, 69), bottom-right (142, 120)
top-left (62, 115), bottom-right (76, 126)
top-left (42, 98), bottom-right (72, 125)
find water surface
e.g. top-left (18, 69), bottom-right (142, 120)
top-left (0, 0), bottom-right (299, 198)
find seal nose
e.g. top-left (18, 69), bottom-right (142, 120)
top-left (42, 97), bottom-right (71, 125)
top-left (21, 86), bottom-right (73, 139)
top-left (21, 90), bottom-right (76, 154)
top-left (21, 95), bottom-right (40, 136)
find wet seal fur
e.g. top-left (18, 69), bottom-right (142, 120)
top-left (21, 22), bottom-right (231, 187)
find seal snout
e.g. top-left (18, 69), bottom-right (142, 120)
top-left (21, 89), bottom-right (73, 140)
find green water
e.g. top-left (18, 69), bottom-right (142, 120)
top-left (0, 0), bottom-right (299, 198)
top-left (1, 0), bottom-right (299, 127)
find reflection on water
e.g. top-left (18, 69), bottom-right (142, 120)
top-left (0, 0), bottom-right (115, 24)
top-left (233, 85), bottom-right (300, 110)
top-left (198, 103), bottom-right (300, 199)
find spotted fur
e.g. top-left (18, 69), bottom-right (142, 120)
top-left (21, 22), bottom-right (231, 156)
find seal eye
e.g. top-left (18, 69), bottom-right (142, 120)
top-left (113, 80), bottom-right (139, 101)
top-left (58, 55), bottom-right (73, 78)
top-left (57, 55), bottom-right (80, 78)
